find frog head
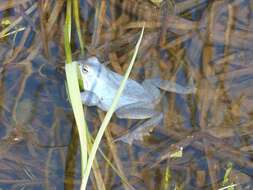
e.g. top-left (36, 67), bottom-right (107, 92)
top-left (78, 57), bottom-right (104, 91)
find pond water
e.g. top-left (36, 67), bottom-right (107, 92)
top-left (0, 0), bottom-right (253, 190)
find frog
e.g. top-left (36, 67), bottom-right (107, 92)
top-left (77, 57), bottom-right (196, 144)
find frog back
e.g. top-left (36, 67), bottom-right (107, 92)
top-left (91, 66), bottom-right (155, 111)
top-left (106, 69), bottom-right (154, 103)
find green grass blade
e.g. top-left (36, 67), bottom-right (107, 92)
top-left (64, 0), bottom-right (87, 178)
top-left (221, 162), bottom-right (235, 190)
top-left (161, 166), bottom-right (171, 190)
top-left (73, 0), bottom-right (84, 55)
top-left (81, 25), bottom-right (145, 189)
top-left (65, 62), bottom-right (88, 177)
top-left (64, 0), bottom-right (72, 63)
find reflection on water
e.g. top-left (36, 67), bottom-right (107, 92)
top-left (0, 0), bottom-right (253, 189)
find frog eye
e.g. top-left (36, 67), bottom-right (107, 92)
top-left (82, 65), bottom-right (88, 73)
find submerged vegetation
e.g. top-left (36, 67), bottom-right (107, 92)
top-left (0, 0), bottom-right (253, 189)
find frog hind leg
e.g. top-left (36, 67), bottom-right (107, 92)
top-left (115, 103), bottom-right (157, 119)
top-left (142, 79), bottom-right (161, 100)
top-left (114, 113), bottom-right (163, 145)
top-left (149, 77), bottom-right (197, 94)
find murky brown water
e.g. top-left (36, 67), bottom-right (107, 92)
top-left (0, 0), bottom-right (253, 190)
